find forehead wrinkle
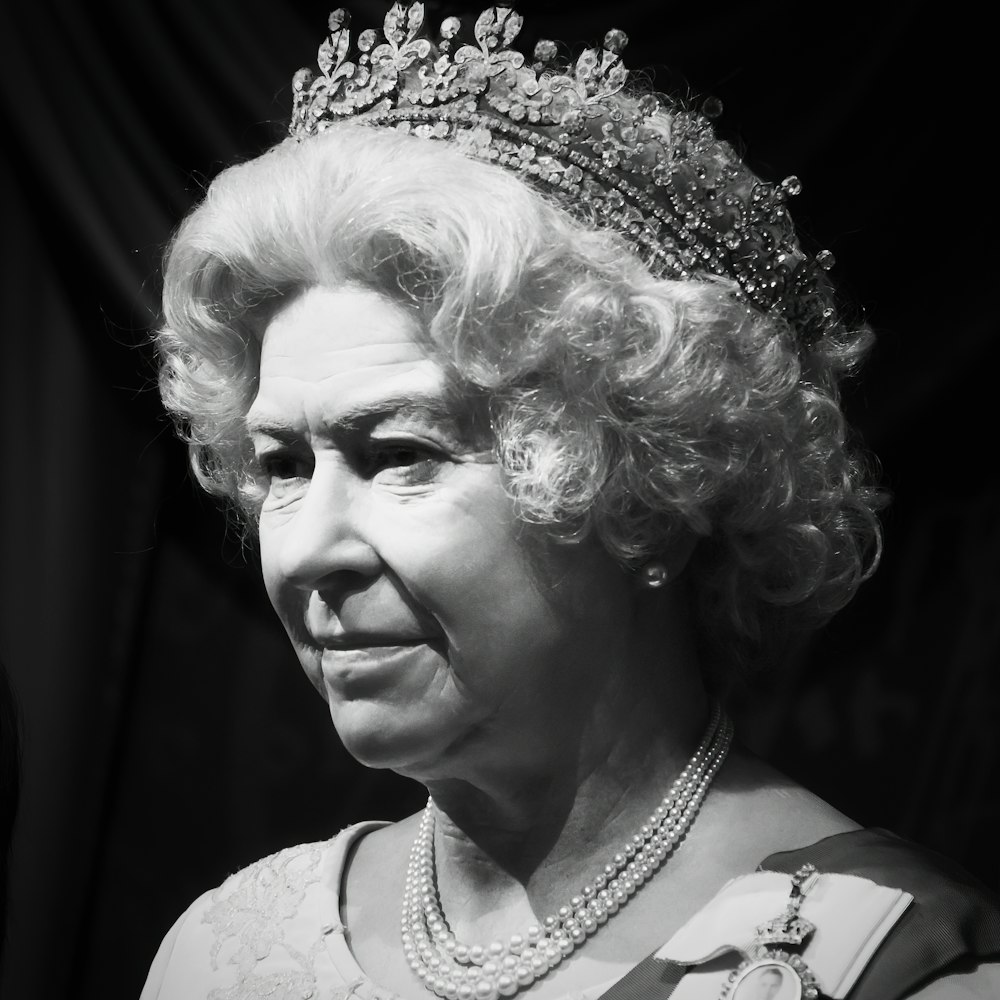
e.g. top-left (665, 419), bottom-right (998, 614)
top-left (260, 342), bottom-right (429, 364)
top-left (260, 358), bottom-right (431, 386)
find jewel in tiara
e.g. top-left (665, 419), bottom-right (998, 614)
top-left (289, 4), bottom-right (839, 343)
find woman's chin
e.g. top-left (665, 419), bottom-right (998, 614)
top-left (328, 703), bottom-right (459, 775)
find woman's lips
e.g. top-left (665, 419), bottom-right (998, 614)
top-left (318, 634), bottom-right (428, 650)
top-left (319, 641), bottom-right (442, 694)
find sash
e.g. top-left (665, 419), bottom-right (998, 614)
top-left (596, 869), bottom-right (911, 1000)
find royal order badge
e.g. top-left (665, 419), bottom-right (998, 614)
top-left (720, 865), bottom-right (822, 1000)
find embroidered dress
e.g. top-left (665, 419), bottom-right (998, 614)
top-left (140, 825), bottom-right (1000, 1000)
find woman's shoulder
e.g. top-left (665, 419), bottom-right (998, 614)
top-left (139, 823), bottom-right (388, 1000)
top-left (688, 754), bottom-right (1000, 997)
top-left (760, 827), bottom-right (1000, 999)
top-left (187, 826), bottom-right (370, 929)
top-left (694, 748), bottom-right (862, 873)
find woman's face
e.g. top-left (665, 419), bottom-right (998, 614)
top-left (249, 284), bottom-right (635, 780)
top-left (751, 969), bottom-right (784, 1000)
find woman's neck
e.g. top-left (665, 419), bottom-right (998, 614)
top-left (420, 659), bottom-right (711, 942)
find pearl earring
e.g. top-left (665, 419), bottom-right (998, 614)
top-left (639, 561), bottom-right (669, 588)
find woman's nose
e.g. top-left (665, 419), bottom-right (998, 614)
top-left (272, 462), bottom-right (381, 592)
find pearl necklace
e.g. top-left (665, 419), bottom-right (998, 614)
top-left (401, 704), bottom-right (733, 1000)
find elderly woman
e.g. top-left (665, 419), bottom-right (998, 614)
top-left (141, 6), bottom-right (1000, 1000)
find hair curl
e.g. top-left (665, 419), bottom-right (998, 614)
top-left (157, 122), bottom-right (881, 684)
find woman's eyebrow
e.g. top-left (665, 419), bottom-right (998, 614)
top-left (244, 416), bottom-right (298, 442)
top-left (245, 391), bottom-right (461, 439)
top-left (337, 392), bottom-right (457, 428)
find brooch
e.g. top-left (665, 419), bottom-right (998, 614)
top-left (720, 864), bottom-right (821, 1000)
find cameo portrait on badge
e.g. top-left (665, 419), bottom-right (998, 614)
top-left (728, 959), bottom-right (801, 1000)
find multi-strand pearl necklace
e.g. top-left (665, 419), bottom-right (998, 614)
top-left (401, 704), bottom-right (734, 1000)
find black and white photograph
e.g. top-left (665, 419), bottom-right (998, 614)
top-left (1, 2), bottom-right (998, 998)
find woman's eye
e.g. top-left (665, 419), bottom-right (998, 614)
top-left (372, 445), bottom-right (425, 468)
top-left (365, 442), bottom-right (443, 481)
top-left (258, 454), bottom-right (310, 483)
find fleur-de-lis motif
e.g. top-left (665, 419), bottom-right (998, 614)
top-left (371, 2), bottom-right (431, 74)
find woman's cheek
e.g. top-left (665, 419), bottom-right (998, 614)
top-left (258, 524), bottom-right (294, 608)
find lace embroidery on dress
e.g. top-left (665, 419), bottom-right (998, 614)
top-left (201, 841), bottom-right (330, 999)
top-left (194, 830), bottom-right (616, 1000)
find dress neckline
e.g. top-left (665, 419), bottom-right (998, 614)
top-left (324, 821), bottom-right (628, 1000)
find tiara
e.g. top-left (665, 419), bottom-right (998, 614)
top-left (289, 4), bottom-right (839, 342)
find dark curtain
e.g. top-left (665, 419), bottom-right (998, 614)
top-left (0, 2), bottom-right (996, 997)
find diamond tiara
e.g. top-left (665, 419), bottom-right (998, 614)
top-left (289, 4), bottom-right (839, 343)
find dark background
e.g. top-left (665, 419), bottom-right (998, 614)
top-left (1, 1), bottom-right (997, 997)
